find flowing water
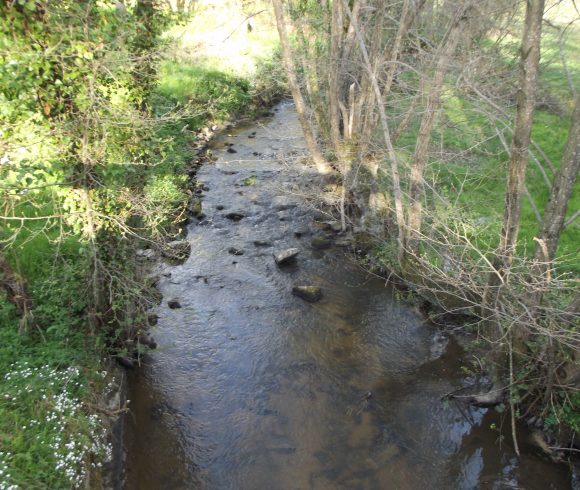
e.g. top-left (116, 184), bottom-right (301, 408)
top-left (124, 101), bottom-right (575, 489)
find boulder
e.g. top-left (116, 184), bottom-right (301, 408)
top-left (292, 285), bottom-right (323, 303)
top-left (274, 248), bottom-right (300, 265)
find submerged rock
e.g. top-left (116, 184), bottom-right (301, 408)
top-left (225, 211), bottom-right (245, 221)
top-left (167, 299), bottom-right (181, 309)
top-left (274, 248), bottom-right (300, 265)
top-left (311, 235), bottom-right (332, 250)
top-left (292, 285), bottom-right (323, 303)
top-left (253, 240), bottom-right (272, 247)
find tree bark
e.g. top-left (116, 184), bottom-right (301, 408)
top-left (406, 2), bottom-right (471, 253)
top-left (329, 0), bottom-right (343, 154)
top-left (342, 0), bottom-right (406, 258)
top-left (533, 94), bottom-right (580, 267)
top-left (272, 0), bottom-right (332, 174)
top-left (495, 0), bottom-right (545, 269)
top-left (483, 0), bottom-right (545, 379)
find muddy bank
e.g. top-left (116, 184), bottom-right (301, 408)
top-left (123, 101), bottom-right (577, 489)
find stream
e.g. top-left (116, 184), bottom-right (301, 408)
top-left (123, 101), bottom-right (575, 489)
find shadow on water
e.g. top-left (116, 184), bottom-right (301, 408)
top-left (124, 101), bottom-right (575, 489)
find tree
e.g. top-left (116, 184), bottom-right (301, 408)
top-left (272, 0), bottom-right (331, 174)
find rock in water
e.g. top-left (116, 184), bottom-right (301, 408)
top-left (167, 299), bottom-right (181, 309)
top-left (292, 286), bottom-right (323, 303)
top-left (310, 235), bottom-right (332, 250)
top-left (225, 211), bottom-right (245, 221)
top-left (274, 248), bottom-right (300, 265)
top-left (163, 240), bottom-right (191, 261)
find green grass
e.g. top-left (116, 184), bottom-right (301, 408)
top-left (158, 62), bottom-right (251, 122)
top-left (384, 21), bottom-right (580, 274)
top-left (0, 258), bottom-right (110, 488)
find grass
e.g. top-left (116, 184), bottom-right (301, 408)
top-left (384, 22), bottom-right (580, 274)
top-left (0, 260), bottom-right (110, 488)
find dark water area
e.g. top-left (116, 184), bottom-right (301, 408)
top-left (124, 101), bottom-right (575, 489)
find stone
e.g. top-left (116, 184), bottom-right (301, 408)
top-left (228, 247), bottom-right (244, 256)
top-left (310, 235), bottom-right (332, 250)
top-left (137, 334), bottom-right (157, 349)
top-left (335, 235), bottom-right (354, 247)
top-left (188, 198), bottom-right (203, 217)
top-left (253, 240), bottom-right (271, 247)
top-left (147, 313), bottom-right (159, 326)
top-left (272, 195), bottom-right (297, 211)
top-left (292, 286), bottom-right (323, 303)
top-left (116, 356), bottom-right (135, 369)
top-left (225, 211), bottom-right (245, 221)
top-left (227, 147), bottom-right (237, 154)
top-left (167, 299), bottom-right (181, 309)
top-left (136, 248), bottom-right (156, 261)
top-left (162, 240), bottom-right (191, 261)
top-left (326, 220), bottom-right (343, 232)
top-left (274, 248), bottom-right (300, 265)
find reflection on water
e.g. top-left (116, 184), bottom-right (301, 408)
top-left (124, 101), bottom-right (573, 489)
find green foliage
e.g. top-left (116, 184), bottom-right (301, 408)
top-left (544, 392), bottom-right (580, 434)
top-left (158, 62), bottom-right (251, 122)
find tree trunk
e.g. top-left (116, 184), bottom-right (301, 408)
top-left (272, 0), bottom-right (332, 174)
top-left (533, 94), bottom-right (580, 267)
top-left (484, 0), bottom-right (545, 378)
top-left (342, 0), bottom-right (406, 258)
top-left (329, 0), bottom-right (343, 155)
top-left (493, 0), bottom-right (545, 273)
top-left (406, 3), bottom-right (471, 253)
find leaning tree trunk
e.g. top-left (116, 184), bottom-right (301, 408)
top-left (272, 0), bottom-right (331, 174)
top-left (406, 2), bottom-right (471, 254)
top-left (533, 94), bottom-right (580, 270)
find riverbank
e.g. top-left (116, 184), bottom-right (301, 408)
top-left (122, 100), bottom-right (576, 489)
top-left (0, 28), bottom-right (283, 490)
